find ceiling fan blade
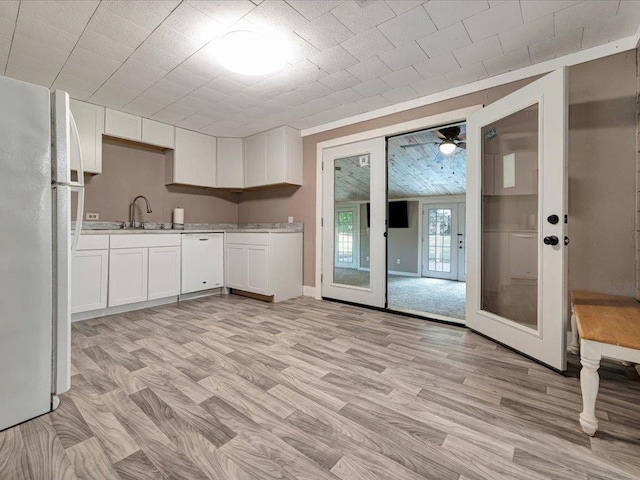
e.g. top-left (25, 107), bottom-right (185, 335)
top-left (458, 132), bottom-right (466, 140)
top-left (457, 142), bottom-right (467, 150)
top-left (434, 130), bottom-right (447, 139)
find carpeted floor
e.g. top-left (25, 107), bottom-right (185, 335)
top-left (333, 268), bottom-right (466, 320)
top-left (388, 275), bottom-right (466, 320)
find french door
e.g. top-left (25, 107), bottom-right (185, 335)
top-left (466, 67), bottom-right (568, 371)
top-left (422, 203), bottom-right (459, 280)
top-left (322, 138), bottom-right (386, 307)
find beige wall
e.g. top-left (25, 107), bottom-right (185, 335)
top-left (388, 201), bottom-right (419, 274)
top-left (238, 50), bottom-right (638, 295)
top-left (77, 141), bottom-right (239, 224)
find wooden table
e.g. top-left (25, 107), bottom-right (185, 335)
top-left (570, 291), bottom-right (640, 435)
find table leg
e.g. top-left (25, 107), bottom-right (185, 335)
top-left (579, 340), bottom-right (601, 436)
top-left (569, 303), bottom-right (579, 355)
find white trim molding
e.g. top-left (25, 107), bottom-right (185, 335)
top-left (302, 35), bottom-right (639, 137)
top-left (303, 285), bottom-right (316, 297)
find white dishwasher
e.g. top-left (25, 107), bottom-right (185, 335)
top-left (181, 233), bottom-right (224, 294)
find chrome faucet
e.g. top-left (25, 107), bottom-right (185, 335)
top-left (129, 195), bottom-right (152, 228)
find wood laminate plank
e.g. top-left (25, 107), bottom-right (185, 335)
top-left (20, 416), bottom-right (77, 480)
top-left (0, 426), bottom-right (31, 480)
top-left (8, 294), bottom-right (640, 479)
top-left (66, 437), bottom-right (121, 480)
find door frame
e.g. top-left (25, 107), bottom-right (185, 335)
top-left (315, 106), bottom-right (482, 301)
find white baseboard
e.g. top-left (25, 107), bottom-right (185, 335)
top-left (388, 270), bottom-right (419, 277)
top-left (303, 285), bottom-right (316, 297)
top-left (72, 296), bottom-right (178, 322)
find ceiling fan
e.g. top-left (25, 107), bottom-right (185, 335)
top-left (399, 126), bottom-right (466, 155)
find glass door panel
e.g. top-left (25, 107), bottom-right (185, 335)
top-left (322, 138), bottom-right (386, 308)
top-left (481, 103), bottom-right (539, 330)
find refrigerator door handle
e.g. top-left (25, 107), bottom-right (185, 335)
top-left (68, 110), bottom-right (84, 254)
top-left (71, 186), bottom-right (84, 254)
top-left (68, 111), bottom-right (84, 188)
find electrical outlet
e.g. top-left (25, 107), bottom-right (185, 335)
top-left (396, 258), bottom-right (400, 264)
top-left (86, 213), bottom-right (99, 221)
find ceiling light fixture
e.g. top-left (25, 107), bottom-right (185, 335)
top-left (215, 30), bottom-right (290, 76)
top-left (439, 140), bottom-right (457, 155)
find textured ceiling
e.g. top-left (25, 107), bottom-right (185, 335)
top-left (0, 1), bottom-right (638, 137)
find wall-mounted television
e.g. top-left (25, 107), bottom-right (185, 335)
top-left (366, 200), bottom-right (410, 228)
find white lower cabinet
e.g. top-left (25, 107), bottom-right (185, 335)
top-left (246, 245), bottom-right (269, 295)
top-left (225, 232), bottom-right (302, 302)
top-left (108, 234), bottom-right (181, 308)
top-left (148, 246), bottom-right (181, 300)
top-left (71, 249), bottom-right (108, 313)
top-left (108, 248), bottom-right (148, 307)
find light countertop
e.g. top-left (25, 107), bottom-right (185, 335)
top-left (76, 222), bottom-right (303, 235)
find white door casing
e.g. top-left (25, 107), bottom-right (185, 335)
top-left (466, 67), bottom-right (568, 371)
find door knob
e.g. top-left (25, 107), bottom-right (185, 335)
top-left (547, 214), bottom-right (559, 224)
top-left (543, 236), bottom-right (559, 246)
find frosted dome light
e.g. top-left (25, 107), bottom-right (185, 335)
top-left (215, 30), bottom-right (290, 76)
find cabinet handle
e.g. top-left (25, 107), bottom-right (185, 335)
top-left (199, 238), bottom-right (209, 241)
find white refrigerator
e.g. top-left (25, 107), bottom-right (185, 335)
top-left (0, 75), bottom-right (84, 431)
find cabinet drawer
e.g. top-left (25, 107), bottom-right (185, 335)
top-left (110, 234), bottom-right (181, 249)
top-left (225, 233), bottom-right (270, 246)
top-left (77, 234), bottom-right (109, 250)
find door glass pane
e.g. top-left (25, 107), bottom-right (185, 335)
top-left (428, 208), bottom-right (452, 273)
top-left (481, 103), bottom-right (539, 329)
top-left (334, 155), bottom-right (370, 288)
top-left (336, 211), bottom-right (354, 263)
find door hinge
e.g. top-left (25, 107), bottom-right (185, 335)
top-left (322, 162), bottom-right (324, 171)
top-left (321, 273), bottom-right (323, 283)
top-left (321, 218), bottom-right (323, 227)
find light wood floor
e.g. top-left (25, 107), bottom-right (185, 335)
top-left (1, 294), bottom-right (639, 479)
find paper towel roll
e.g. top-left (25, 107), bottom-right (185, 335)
top-left (173, 207), bottom-right (184, 225)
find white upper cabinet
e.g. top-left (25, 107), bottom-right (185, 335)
top-left (105, 109), bottom-right (142, 142)
top-left (216, 137), bottom-right (244, 189)
top-left (166, 128), bottom-right (217, 188)
top-left (244, 133), bottom-right (265, 188)
top-left (142, 118), bottom-right (174, 149)
top-left (244, 126), bottom-right (302, 188)
top-left (69, 100), bottom-right (104, 174)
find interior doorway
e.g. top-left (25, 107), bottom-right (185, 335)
top-left (386, 123), bottom-right (467, 322)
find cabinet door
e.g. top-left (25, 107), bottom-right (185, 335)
top-left (181, 235), bottom-right (224, 294)
top-left (217, 137), bottom-right (244, 188)
top-left (225, 244), bottom-right (247, 289)
top-left (70, 100), bottom-right (104, 174)
top-left (104, 109), bottom-right (142, 141)
top-left (142, 118), bottom-right (174, 148)
top-left (244, 133), bottom-right (265, 187)
top-left (172, 128), bottom-right (216, 187)
top-left (246, 245), bottom-right (269, 294)
top-left (265, 127), bottom-right (286, 185)
top-left (148, 246), bottom-right (180, 300)
top-left (71, 250), bottom-right (108, 313)
top-left (108, 248), bottom-right (148, 307)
